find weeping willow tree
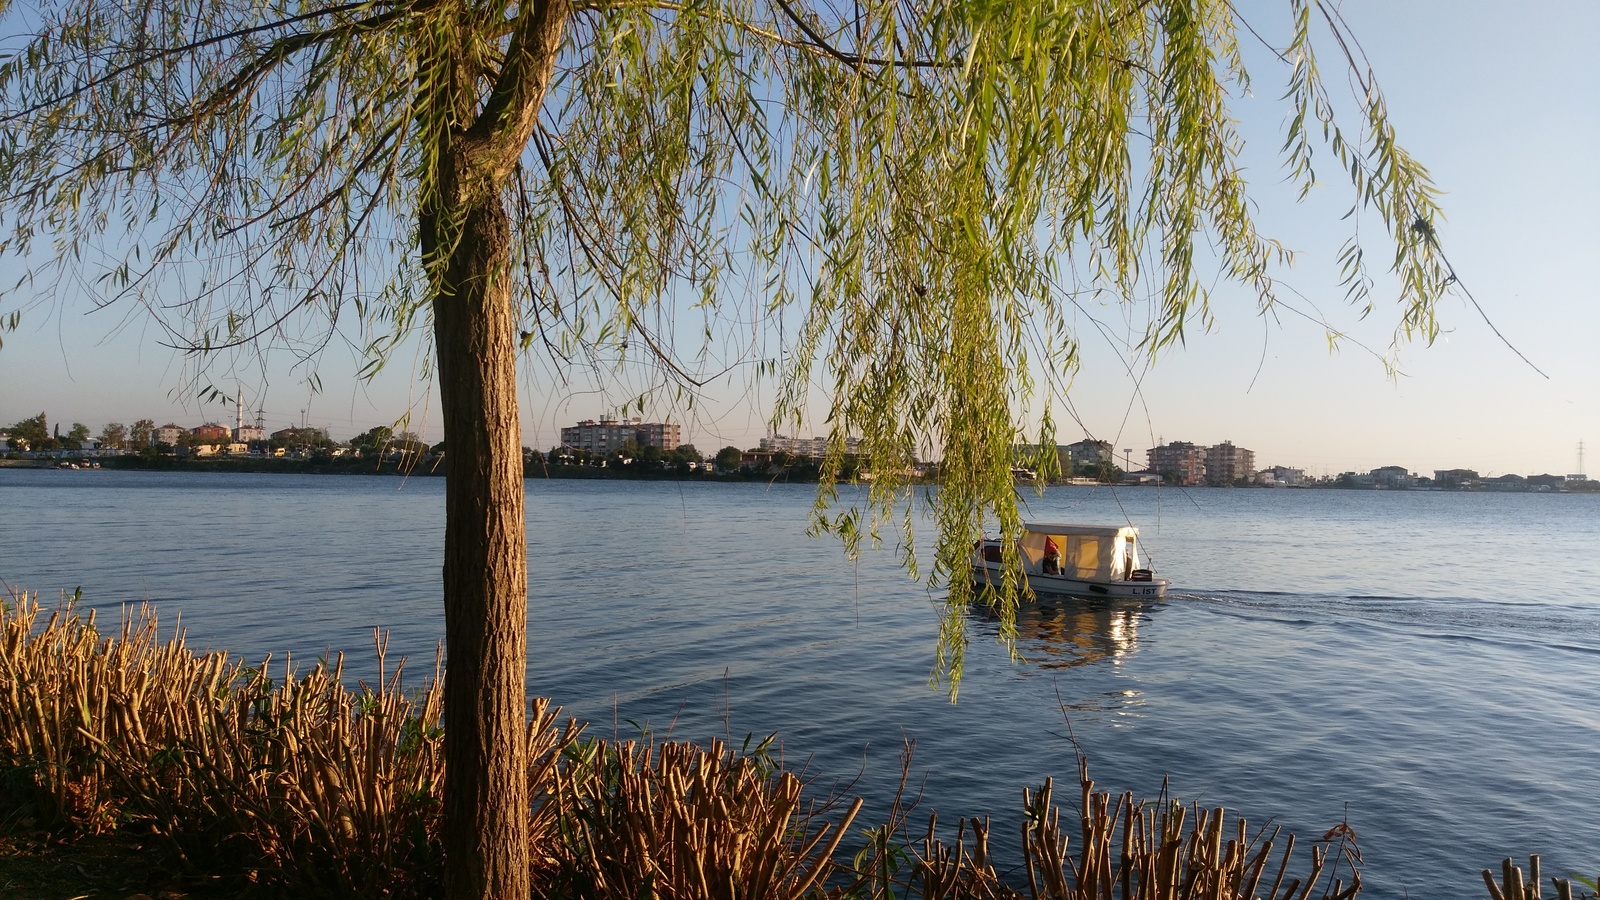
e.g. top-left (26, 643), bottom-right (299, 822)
top-left (0, 0), bottom-right (1447, 895)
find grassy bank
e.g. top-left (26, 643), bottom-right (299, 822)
top-left (0, 590), bottom-right (1583, 899)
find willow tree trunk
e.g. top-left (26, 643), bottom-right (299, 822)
top-left (417, 3), bottom-right (569, 895)
top-left (431, 192), bottom-right (530, 900)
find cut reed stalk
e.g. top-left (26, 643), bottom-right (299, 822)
top-left (900, 758), bottom-right (1359, 900)
top-left (1483, 855), bottom-right (1582, 900)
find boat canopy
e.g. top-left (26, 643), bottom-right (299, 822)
top-left (1024, 523), bottom-right (1131, 537)
top-left (1019, 523), bottom-right (1144, 581)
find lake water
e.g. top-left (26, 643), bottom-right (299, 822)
top-left (2, 468), bottom-right (1597, 897)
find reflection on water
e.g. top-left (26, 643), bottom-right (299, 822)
top-left (965, 594), bottom-right (1156, 715)
top-left (968, 594), bottom-right (1154, 670)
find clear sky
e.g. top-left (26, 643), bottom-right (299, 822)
top-left (2, 1), bottom-right (1596, 477)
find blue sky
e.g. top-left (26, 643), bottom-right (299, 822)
top-left (2, 0), bottom-right (1596, 477)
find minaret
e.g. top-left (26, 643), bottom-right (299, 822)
top-left (235, 388), bottom-right (244, 439)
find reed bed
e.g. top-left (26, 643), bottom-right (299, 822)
top-left (0, 589), bottom-right (1400, 899)
top-left (0, 590), bottom-right (579, 896)
top-left (547, 736), bottom-right (861, 898)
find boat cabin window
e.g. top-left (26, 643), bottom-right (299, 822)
top-left (1068, 537), bottom-right (1101, 579)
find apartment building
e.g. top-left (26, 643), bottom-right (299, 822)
top-left (1205, 441), bottom-right (1255, 486)
top-left (192, 422), bottom-right (232, 443)
top-left (154, 423), bottom-right (187, 446)
top-left (633, 420), bottom-right (681, 452)
top-left (561, 415), bottom-right (680, 454)
top-left (758, 433), bottom-right (863, 458)
top-left (1147, 441), bottom-right (1206, 485)
top-left (1062, 439), bottom-right (1114, 472)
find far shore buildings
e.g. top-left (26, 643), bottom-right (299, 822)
top-left (1205, 441), bottom-right (1255, 486)
top-left (154, 423), bottom-right (187, 446)
top-left (270, 426), bottom-right (331, 447)
top-left (1433, 468), bottom-right (1479, 490)
top-left (561, 414), bottom-right (681, 455)
top-left (1256, 465), bottom-right (1306, 487)
top-left (1144, 440), bottom-right (1255, 486)
top-left (1371, 465), bottom-right (1416, 489)
top-left (758, 433), bottom-right (864, 458)
top-left (192, 422), bottom-right (233, 443)
top-left (1062, 439), bottom-right (1114, 472)
top-left (1147, 441), bottom-right (1206, 485)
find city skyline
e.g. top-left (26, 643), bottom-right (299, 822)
top-left (2, 1), bottom-right (1596, 477)
top-left (5, 403), bottom-right (1589, 484)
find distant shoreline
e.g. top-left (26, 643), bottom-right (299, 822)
top-left (3, 455), bottom-right (1596, 492)
top-left (0, 455), bottom-right (810, 484)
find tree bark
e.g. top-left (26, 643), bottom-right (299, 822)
top-left (431, 192), bottom-right (530, 900)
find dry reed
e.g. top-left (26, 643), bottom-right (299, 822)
top-left (1482, 854), bottom-right (1586, 900)
top-left (0, 590), bottom-right (859, 898)
top-left (546, 735), bottom-right (862, 898)
top-left (0, 589), bottom-right (579, 896)
top-left (846, 756), bottom-right (1363, 900)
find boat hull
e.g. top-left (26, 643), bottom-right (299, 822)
top-left (970, 561), bottom-right (1169, 599)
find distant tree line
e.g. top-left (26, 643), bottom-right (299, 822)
top-left (3, 413), bottom-right (94, 451)
top-left (6, 416), bottom-right (878, 484)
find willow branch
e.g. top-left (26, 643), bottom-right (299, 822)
top-left (0, 0), bottom-right (396, 124)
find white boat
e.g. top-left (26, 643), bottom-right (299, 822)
top-left (971, 523), bottom-right (1169, 599)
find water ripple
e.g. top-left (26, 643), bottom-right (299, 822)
top-left (2, 471), bottom-right (1597, 899)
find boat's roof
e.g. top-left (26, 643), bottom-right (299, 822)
top-left (1023, 522), bottom-right (1138, 537)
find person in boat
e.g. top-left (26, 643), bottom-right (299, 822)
top-left (1042, 537), bottom-right (1061, 575)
